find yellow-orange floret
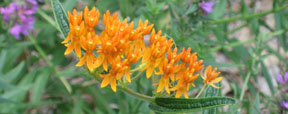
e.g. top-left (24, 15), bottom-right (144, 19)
top-left (156, 59), bottom-right (180, 94)
top-left (123, 46), bottom-right (142, 82)
top-left (84, 6), bottom-right (100, 30)
top-left (171, 68), bottom-right (199, 98)
top-left (63, 9), bottom-right (85, 58)
top-left (201, 66), bottom-right (223, 89)
top-left (100, 57), bottom-right (128, 92)
top-left (76, 32), bottom-right (99, 71)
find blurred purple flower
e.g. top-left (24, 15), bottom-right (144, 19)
top-left (277, 72), bottom-right (288, 85)
top-left (0, 3), bottom-right (19, 21)
top-left (200, 1), bottom-right (214, 15)
top-left (10, 17), bottom-right (35, 39)
top-left (281, 101), bottom-right (288, 109)
top-left (0, 0), bottom-right (38, 39)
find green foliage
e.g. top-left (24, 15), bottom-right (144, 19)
top-left (149, 97), bottom-right (235, 113)
top-left (51, 0), bottom-right (69, 38)
top-left (0, 0), bottom-right (287, 113)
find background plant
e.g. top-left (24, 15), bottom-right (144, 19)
top-left (0, 0), bottom-right (287, 113)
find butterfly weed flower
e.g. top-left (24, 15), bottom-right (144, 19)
top-left (76, 33), bottom-right (99, 71)
top-left (62, 7), bottom-right (223, 97)
top-left (201, 65), bottom-right (222, 89)
top-left (171, 68), bottom-right (199, 98)
top-left (84, 6), bottom-right (99, 30)
top-left (63, 9), bottom-right (85, 58)
top-left (142, 30), bottom-right (170, 78)
top-left (100, 57), bottom-right (129, 92)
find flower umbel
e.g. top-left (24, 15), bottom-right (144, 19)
top-left (63, 7), bottom-right (222, 96)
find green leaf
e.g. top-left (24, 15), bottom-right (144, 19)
top-left (63, 0), bottom-right (78, 11)
top-left (56, 67), bottom-right (88, 77)
top-left (0, 96), bottom-right (17, 104)
top-left (209, 0), bottom-right (226, 20)
top-left (0, 78), bottom-right (15, 89)
top-left (3, 61), bottom-right (25, 82)
top-left (119, 0), bottom-right (133, 18)
top-left (260, 60), bottom-right (275, 94)
top-left (149, 97), bottom-right (236, 113)
top-left (51, 0), bottom-right (70, 38)
top-left (32, 67), bottom-right (52, 103)
top-left (202, 83), bottom-right (220, 114)
top-left (0, 50), bottom-right (7, 75)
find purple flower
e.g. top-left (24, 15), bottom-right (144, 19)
top-left (0, 0), bottom-right (38, 39)
top-left (0, 3), bottom-right (19, 21)
top-left (200, 1), bottom-right (214, 15)
top-left (10, 17), bottom-right (34, 39)
top-left (280, 101), bottom-right (288, 109)
top-left (277, 72), bottom-right (288, 85)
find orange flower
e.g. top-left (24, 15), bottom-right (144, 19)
top-left (181, 48), bottom-right (197, 64)
top-left (100, 57), bottom-right (128, 92)
top-left (170, 69), bottom-right (198, 98)
top-left (63, 9), bottom-right (85, 58)
top-left (142, 42), bottom-right (166, 78)
top-left (94, 11), bottom-right (132, 71)
top-left (167, 47), bottom-right (182, 62)
top-left (76, 32), bottom-right (99, 71)
top-left (124, 46), bottom-right (142, 82)
top-left (201, 65), bottom-right (222, 88)
top-left (84, 6), bottom-right (100, 30)
top-left (61, 7), bottom-right (222, 94)
top-left (156, 59), bottom-right (179, 94)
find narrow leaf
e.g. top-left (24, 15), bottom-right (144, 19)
top-left (3, 61), bottom-right (25, 81)
top-left (260, 60), bottom-right (275, 94)
top-left (203, 83), bottom-right (220, 114)
top-left (32, 68), bottom-right (52, 103)
top-left (51, 0), bottom-right (70, 38)
top-left (150, 97), bottom-right (236, 113)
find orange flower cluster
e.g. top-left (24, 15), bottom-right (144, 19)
top-left (62, 7), bottom-right (223, 98)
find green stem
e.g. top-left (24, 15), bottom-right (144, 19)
top-left (37, 9), bottom-right (60, 31)
top-left (211, 29), bottom-right (287, 52)
top-left (118, 85), bottom-right (155, 102)
top-left (195, 84), bottom-right (207, 98)
top-left (240, 72), bottom-right (251, 101)
top-left (130, 63), bottom-right (146, 73)
top-left (210, 5), bottom-right (288, 24)
top-left (28, 35), bottom-right (72, 93)
top-left (89, 69), bottom-right (155, 102)
top-left (131, 71), bottom-right (143, 81)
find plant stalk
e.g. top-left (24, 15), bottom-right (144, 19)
top-left (195, 84), bottom-right (207, 98)
top-left (28, 35), bottom-right (72, 93)
top-left (118, 85), bottom-right (155, 102)
top-left (210, 5), bottom-right (288, 24)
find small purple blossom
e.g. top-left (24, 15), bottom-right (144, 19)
top-left (200, 1), bottom-right (214, 15)
top-left (277, 72), bottom-right (288, 85)
top-left (0, 0), bottom-right (38, 39)
top-left (280, 101), bottom-right (288, 109)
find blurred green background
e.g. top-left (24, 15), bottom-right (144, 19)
top-left (0, 0), bottom-right (288, 113)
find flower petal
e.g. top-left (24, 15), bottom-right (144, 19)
top-left (212, 77), bottom-right (223, 83)
top-left (101, 76), bottom-right (110, 88)
top-left (110, 78), bottom-right (117, 92)
top-left (146, 67), bottom-right (153, 79)
top-left (210, 83), bottom-right (221, 89)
